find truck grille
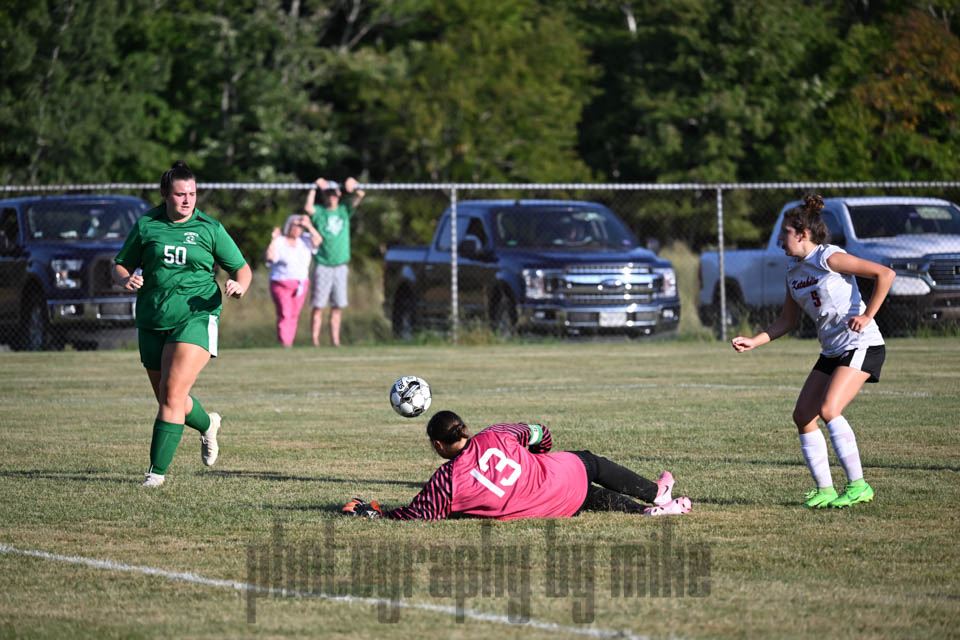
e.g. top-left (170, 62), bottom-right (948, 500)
top-left (929, 258), bottom-right (960, 286)
top-left (565, 293), bottom-right (653, 304)
top-left (566, 263), bottom-right (651, 274)
top-left (557, 263), bottom-right (658, 305)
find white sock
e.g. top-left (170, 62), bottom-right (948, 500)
top-left (827, 416), bottom-right (864, 483)
top-left (798, 429), bottom-right (832, 488)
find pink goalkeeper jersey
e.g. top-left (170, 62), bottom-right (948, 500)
top-left (383, 423), bottom-right (589, 521)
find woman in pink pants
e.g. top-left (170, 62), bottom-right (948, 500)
top-left (265, 214), bottom-right (321, 346)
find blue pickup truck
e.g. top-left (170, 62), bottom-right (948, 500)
top-left (0, 194), bottom-right (151, 350)
top-left (383, 200), bottom-right (680, 339)
top-left (698, 196), bottom-right (960, 335)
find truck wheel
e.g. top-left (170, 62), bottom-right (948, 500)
top-left (20, 296), bottom-right (62, 351)
top-left (392, 299), bottom-right (418, 341)
top-left (710, 294), bottom-right (746, 337)
top-left (491, 295), bottom-right (517, 338)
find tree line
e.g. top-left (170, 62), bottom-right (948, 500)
top-left (2, 0), bottom-right (958, 260)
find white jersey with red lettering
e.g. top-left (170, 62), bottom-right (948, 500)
top-left (786, 244), bottom-right (884, 356)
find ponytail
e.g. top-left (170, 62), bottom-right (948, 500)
top-left (783, 193), bottom-right (829, 244)
top-left (426, 410), bottom-right (470, 444)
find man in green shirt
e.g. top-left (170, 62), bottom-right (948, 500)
top-left (304, 176), bottom-right (365, 346)
top-left (114, 161), bottom-right (252, 487)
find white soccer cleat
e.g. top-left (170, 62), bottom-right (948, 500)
top-left (201, 412), bottom-right (221, 467)
top-left (643, 496), bottom-right (691, 516)
top-left (653, 470), bottom-right (675, 506)
top-left (142, 472), bottom-right (165, 487)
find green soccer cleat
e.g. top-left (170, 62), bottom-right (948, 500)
top-left (802, 486), bottom-right (838, 508)
top-left (830, 480), bottom-right (874, 508)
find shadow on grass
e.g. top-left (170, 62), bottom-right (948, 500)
top-left (632, 456), bottom-right (960, 473)
top-left (250, 502), bottom-right (344, 513)
top-left (692, 496), bottom-right (768, 506)
top-left (202, 469), bottom-right (424, 488)
top-left (0, 469), bottom-right (129, 483)
top-left (0, 468), bottom-right (426, 489)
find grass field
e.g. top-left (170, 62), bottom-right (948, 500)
top-left (1, 338), bottom-right (958, 639)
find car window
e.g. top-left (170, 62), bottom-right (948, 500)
top-left (822, 210), bottom-right (844, 243)
top-left (465, 217), bottom-right (487, 245)
top-left (1, 208), bottom-right (19, 247)
top-left (435, 214), bottom-right (481, 251)
top-left (493, 205), bottom-right (636, 249)
top-left (849, 203), bottom-right (960, 238)
top-left (25, 200), bottom-right (142, 242)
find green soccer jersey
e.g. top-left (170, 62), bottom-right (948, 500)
top-left (311, 201), bottom-right (355, 266)
top-left (115, 206), bottom-right (247, 331)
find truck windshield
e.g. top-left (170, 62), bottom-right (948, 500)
top-left (24, 200), bottom-right (144, 242)
top-left (493, 206), bottom-right (637, 249)
top-left (849, 203), bottom-right (960, 238)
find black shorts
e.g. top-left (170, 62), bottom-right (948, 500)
top-left (813, 345), bottom-right (885, 383)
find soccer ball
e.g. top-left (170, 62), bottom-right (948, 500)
top-left (390, 375), bottom-right (432, 418)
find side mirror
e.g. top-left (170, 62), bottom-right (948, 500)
top-left (458, 235), bottom-right (486, 260)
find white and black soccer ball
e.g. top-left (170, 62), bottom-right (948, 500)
top-left (390, 375), bottom-right (432, 418)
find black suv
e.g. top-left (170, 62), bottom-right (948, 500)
top-left (0, 194), bottom-right (150, 350)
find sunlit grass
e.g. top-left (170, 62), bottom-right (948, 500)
top-left (0, 339), bottom-right (958, 638)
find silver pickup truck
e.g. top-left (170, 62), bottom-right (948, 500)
top-left (698, 196), bottom-right (960, 335)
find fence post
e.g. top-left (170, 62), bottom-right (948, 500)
top-left (717, 188), bottom-right (727, 342)
top-left (450, 187), bottom-right (459, 345)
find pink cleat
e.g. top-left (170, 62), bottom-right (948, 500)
top-left (643, 496), bottom-right (692, 516)
top-left (653, 471), bottom-right (675, 506)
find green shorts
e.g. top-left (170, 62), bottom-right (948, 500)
top-left (138, 314), bottom-right (219, 371)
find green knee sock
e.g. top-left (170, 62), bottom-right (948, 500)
top-left (185, 395), bottom-right (211, 433)
top-left (149, 420), bottom-right (184, 475)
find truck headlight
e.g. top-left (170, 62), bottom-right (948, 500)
top-left (51, 259), bottom-right (83, 289)
top-left (889, 275), bottom-right (931, 296)
top-left (523, 268), bottom-right (552, 300)
top-left (654, 267), bottom-right (677, 298)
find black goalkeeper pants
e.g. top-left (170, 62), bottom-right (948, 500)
top-left (569, 450), bottom-right (659, 514)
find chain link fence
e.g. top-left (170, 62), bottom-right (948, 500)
top-left (2, 182), bottom-right (959, 350)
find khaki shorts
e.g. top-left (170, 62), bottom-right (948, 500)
top-left (311, 263), bottom-right (349, 309)
top-left (138, 314), bottom-right (219, 371)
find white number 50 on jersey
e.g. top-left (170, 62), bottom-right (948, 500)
top-left (470, 447), bottom-right (522, 498)
top-left (164, 245), bottom-right (187, 265)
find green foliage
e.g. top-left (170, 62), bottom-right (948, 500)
top-left (0, 0), bottom-right (175, 183)
top-left (812, 9), bottom-right (960, 180)
top-left (351, 0), bottom-right (597, 183)
top-left (3, 1), bottom-right (960, 253)
top-left (575, 0), bottom-right (842, 184)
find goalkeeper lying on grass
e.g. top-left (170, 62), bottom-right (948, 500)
top-left (343, 410), bottom-right (691, 521)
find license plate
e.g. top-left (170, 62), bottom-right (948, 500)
top-left (599, 311), bottom-right (627, 327)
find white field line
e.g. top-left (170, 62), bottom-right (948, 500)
top-left (0, 543), bottom-right (650, 640)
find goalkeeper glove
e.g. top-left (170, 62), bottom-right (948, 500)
top-left (342, 497), bottom-right (382, 519)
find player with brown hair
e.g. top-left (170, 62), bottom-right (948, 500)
top-left (732, 194), bottom-right (895, 508)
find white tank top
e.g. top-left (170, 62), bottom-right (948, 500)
top-left (786, 244), bottom-right (884, 356)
